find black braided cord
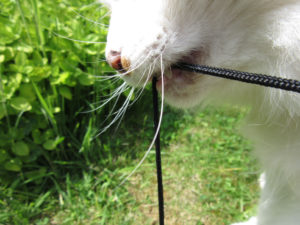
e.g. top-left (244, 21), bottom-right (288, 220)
top-left (152, 77), bottom-right (165, 225)
top-left (174, 63), bottom-right (300, 94)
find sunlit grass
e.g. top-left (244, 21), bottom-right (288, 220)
top-left (121, 107), bottom-right (260, 225)
top-left (27, 107), bottom-right (259, 225)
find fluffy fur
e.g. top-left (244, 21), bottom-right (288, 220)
top-left (102, 0), bottom-right (300, 224)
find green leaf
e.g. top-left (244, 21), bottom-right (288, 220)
top-left (23, 66), bottom-right (34, 74)
top-left (44, 137), bottom-right (64, 151)
top-left (85, 34), bottom-right (101, 43)
top-left (42, 129), bottom-right (54, 140)
top-left (0, 23), bottom-right (19, 44)
top-left (15, 44), bottom-right (33, 53)
top-left (10, 96), bottom-right (32, 111)
top-left (0, 149), bottom-right (8, 163)
top-left (12, 141), bottom-right (30, 156)
top-left (15, 51), bottom-right (27, 66)
top-left (28, 66), bottom-right (52, 82)
top-left (0, 54), bottom-right (4, 63)
top-left (32, 51), bottom-right (44, 66)
top-left (24, 167), bottom-right (47, 184)
top-left (43, 139), bottom-right (57, 151)
top-left (2, 47), bottom-right (14, 61)
top-left (0, 104), bottom-right (7, 120)
top-left (59, 86), bottom-right (72, 100)
top-left (32, 129), bottom-right (43, 144)
top-left (78, 74), bottom-right (95, 86)
top-left (54, 107), bottom-right (61, 113)
top-left (51, 72), bottom-right (76, 86)
top-left (2, 73), bottom-right (22, 101)
top-left (4, 158), bottom-right (22, 172)
top-left (19, 83), bottom-right (36, 102)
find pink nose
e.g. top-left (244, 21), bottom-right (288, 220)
top-left (107, 51), bottom-right (124, 71)
top-left (107, 51), bottom-right (131, 72)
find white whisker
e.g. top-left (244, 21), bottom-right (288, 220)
top-left (70, 9), bottom-right (109, 27)
top-left (75, 68), bottom-right (122, 80)
top-left (94, 73), bottom-right (123, 81)
top-left (93, 83), bottom-right (129, 105)
top-left (84, 82), bottom-right (128, 113)
top-left (116, 54), bottom-right (165, 189)
top-left (86, 59), bottom-right (110, 64)
top-left (95, 87), bottom-right (135, 137)
top-left (97, 9), bottom-right (111, 22)
top-left (53, 32), bottom-right (105, 44)
top-left (129, 62), bottom-right (156, 106)
top-left (96, 74), bottom-right (122, 81)
top-left (98, 83), bottom-right (130, 126)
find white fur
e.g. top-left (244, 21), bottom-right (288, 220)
top-left (103, 0), bottom-right (300, 224)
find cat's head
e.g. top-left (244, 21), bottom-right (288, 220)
top-left (102, 0), bottom-right (293, 108)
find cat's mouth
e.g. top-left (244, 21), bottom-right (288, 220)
top-left (156, 51), bottom-right (203, 91)
top-left (156, 66), bottom-right (196, 89)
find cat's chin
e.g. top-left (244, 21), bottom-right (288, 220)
top-left (155, 66), bottom-right (206, 108)
top-left (156, 68), bottom-right (198, 90)
top-left (155, 50), bottom-right (206, 108)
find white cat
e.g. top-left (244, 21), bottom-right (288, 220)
top-left (102, 0), bottom-right (300, 224)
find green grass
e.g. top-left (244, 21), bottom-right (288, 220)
top-left (119, 106), bottom-right (260, 225)
top-left (1, 106), bottom-right (260, 225)
top-left (0, 1), bottom-right (260, 224)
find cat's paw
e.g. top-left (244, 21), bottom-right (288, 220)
top-left (231, 217), bottom-right (257, 225)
